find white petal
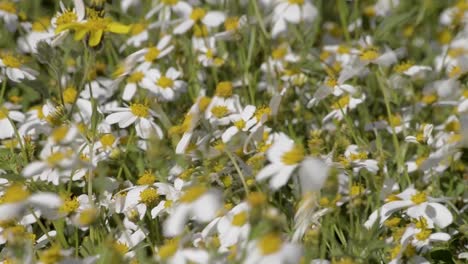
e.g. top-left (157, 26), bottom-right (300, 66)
top-left (202, 11), bottom-right (226, 27)
top-left (29, 193), bottom-right (62, 208)
top-left (256, 163), bottom-right (281, 181)
top-left (222, 126), bottom-right (239, 143)
top-left (173, 20), bottom-right (194, 35)
top-left (176, 132), bottom-right (192, 154)
top-left (429, 232), bottom-right (451, 242)
top-left (163, 204), bottom-right (190, 237)
top-left (284, 5), bottom-right (301, 24)
top-left (271, 19), bottom-right (287, 38)
top-left (269, 165), bottom-right (296, 190)
top-left (22, 162), bottom-right (48, 177)
top-left (105, 111), bottom-right (130, 125)
top-left (123, 83), bottom-right (137, 101)
top-left (0, 203), bottom-right (24, 221)
top-left (119, 114), bottom-right (138, 128)
top-left (298, 157), bottom-right (329, 192)
top-left (427, 202), bottom-right (453, 228)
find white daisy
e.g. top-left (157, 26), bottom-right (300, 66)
top-left (105, 103), bottom-right (164, 139)
top-left (173, 7), bottom-right (225, 35)
top-left (0, 103), bottom-right (25, 139)
top-left (256, 132), bottom-right (305, 190)
top-left (141, 67), bottom-right (186, 101)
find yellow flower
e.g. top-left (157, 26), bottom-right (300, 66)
top-left (56, 14), bottom-right (130, 47)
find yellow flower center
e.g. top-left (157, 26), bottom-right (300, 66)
top-left (2, 184), bottom-right (30, 204)
top-left (325, 77), bottom-right (338, 87)
top-left (224, 16), bottom-right (239, 31)
top-left (415, 217), bottom-right (428, 230)
top-left (234, 119), bottom-right (246, 129)
top-left (388, 114), bottom-right (402, 127)
top-left (254, 106), bottom-right (271, 121)
top-left (47, 152), bottom-right (66, 166)
top-left (247, 192), bottom-right (267, 207)
top-left (437, 30), bottom-right (453, 45)
top-left (411, 192), bottom-right (427, 204)
top-left (394, 61), bottom-right (414, 73)
top-left (288, 0), bottom-right (304, 4)
top-left (130, 103), bottom-right (149, 118)
top-left (349, 151), bottom-right (368, 161)
top-left (449, 65), bottom-right (462, 78)
top-left (63, 86), bottom-right (77, 104)
top-left (331, 95), bottom-right (350, 109)
top-left (52, 125), bottom-right (69, 142)
top-left (0, 107), bottom-right (9, 119)
top-left (59, 197), bottom-right (79, 214)
top-left (211, 105), bottom-right (229, 118)
top-left (349, 184), bottom-right (365, 196)
top-left (157, 76), bottom-right (174, 89)
top-left (337, 45), bottom-right (350, 54)
top-left (215, 81), bottom-right (233, 97)
top-left (32, 17), bottom-right (51, 32)
top-left (78, 208), bottom-right (98, 226)
top-left (190, 8), bottom-right (206, 22)
top-left (39, 245), bottom-right (63, 264)
top-left (231, 211), bottom-right (248, 226)
top-left (445, 120), bottom-right (460, 132)
top-left (415, 229), bottom-right (431, 241)
top-left (421, 93), bottom-right (438, 104)
top-left (159, 239), bottom-right (179, 260)
top-left (198, 96), bottom-right (211, 111)
top-left (193, 24), bottom-right (208, 37)
top-left (281, 144), bottom-right (305, 165)
top-left (161, 0), bottom-right (179, 5)
top-left (145, 47), bottom-right (161, 62)
top-left (360, 49), bottom-right (379, 61)
top-left (100, 133), bottom-right (116, 148)
top-left (2, 54), bottom-right (22, 68)
top-left (137, 171), bottom-right (157, 185)
top-left (180, 186), bottom-right (207, 203)
top-left (272, 47), bottom-right (287, 60)
top-left (139, 188), bottom-right (159, 206)
top-left (113, 242), bottom-right (129, 255)
top-left (0, 2), bottom-right (16, 14)
top-left (130, 23), bottom-right (146, 36)
top-left (257, 233), bottom-right (282, 255)
top-left (390, 244), bottom-right (401, 260)
top-left (55, 10), bottom-right (77, 27)
top-left (128, 71), bottom-right (144, 83)
top-left (384, 217), bottom-right (401, 228)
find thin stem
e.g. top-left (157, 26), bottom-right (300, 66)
top-left (226, 150), bottom-right (249, 195)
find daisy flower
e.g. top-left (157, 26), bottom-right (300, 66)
top-left (0, 0), bottom-right (18, 32)
top-left (50, 0), bottom-right (85, 46)
top-left (221, 105), bottom-right (258, 143)
top-left (256, 132), bottom-right (306, 190)
top-left (141, 67), bottom-right (186, 101)
top-left (0, 183), bottom-right (62, 221)
top-left (135, 35), bottom-right (174, 66)
top-left (173, 6), bottom-right (225, 35)
top-left (244, 232), bottom-right (302, 264)
top-left (156, 238), bottom-right (210, 264)
top-left (163, 185), bottom-right (222, 237)
top-left (0, 103), bottom-right (25, 139)
top-left (202, 202), bottom-right (251, 251)
top-left (271, 0), bottom-right (318, 38)
top-left (364, 186), bottom-right (453, 229)
top-left (105, 103), bottom-right (163, 139)
top-left (0, 53), bottom-right (38, 82)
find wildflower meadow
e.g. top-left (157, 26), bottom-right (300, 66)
top-left (0, 0), bottom-right (467, 263)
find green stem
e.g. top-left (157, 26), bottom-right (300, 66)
top-left (226, 150), bottom-right (249, 195)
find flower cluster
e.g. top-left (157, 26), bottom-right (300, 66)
top-left (0, 0), bottom-right (466, 263)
